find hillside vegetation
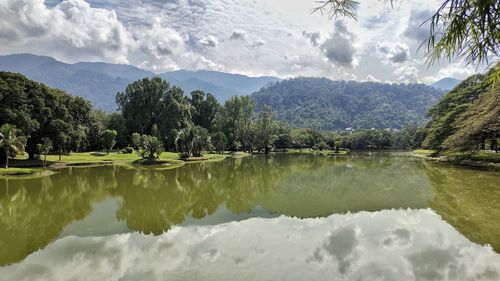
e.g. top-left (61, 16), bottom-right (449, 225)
top-left (252, 77), bottom-right (444, 130)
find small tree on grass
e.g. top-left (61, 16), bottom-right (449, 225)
top-left (176, 127), bottom-right (194, 158)
top-left (102, 130), bottom-right (117, 154)
top-left (0, 124), bottom-right (26, 169)
top-left (137, 135), bottom-right (164, 160)
top-left (334, 139), bottom-right (341, 153)
top-left (54, 133), bottom-right (69, 161)
top-left (131, 132), bottom-right (142, 149)
top-left (36, 138), bottom-right (53, 169)
top-left (192, 126), bottom-right (209, 157)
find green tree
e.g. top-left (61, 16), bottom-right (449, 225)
top-left (442, 85), bottom-right (500, 152)
top-left (255, 105), bottom-right (275, 154)
top-left (54, 132), bottom-right (69, 161)
top-left (423, 74), bottom-right (488, 150)
top-left (190, 91), bottom-right (220, 131)
top-left (138, 135), bottom-right (164, 160)
top-left (107, 113), bottom-right (127, 148)
top-left (211, 131), bottom-right (227, 154)
top-left (0, 72), bottom-right (94, 159)
top-left (0, 124), bottom-right (26, 168)
top-left (102, 130), bottom-right (117, 154)
top-left (131, 132), bottom-right (142, 149)
top-left (116, 77), bottom-right (192, 150)
top-left (36, 137), bottom-right (52, 169)
top-left (274, 134), bottom-right (292, 152)
top-left (192, 126), bottom-right (209, 157)
top-left (176, 127), bottom-right (194, 158)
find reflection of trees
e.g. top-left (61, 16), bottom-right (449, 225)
top-left (259, 154), bottom-right (433, 217)
top-left (113, 155), bottom-right (287, 234)
top-left (0, 167), bottom-right (118, 265)
top-left (423, 162), bottom-right (500, 253)
top-left (3, 154), bottom-right (497, 265)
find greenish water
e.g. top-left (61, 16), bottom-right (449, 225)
top-left (1, 153), bottom-right (499, 280)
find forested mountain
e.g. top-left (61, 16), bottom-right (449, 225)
top-left (0, 54), bottom-right (279, 111)
top-left (252, 77), bottom-right (444, 130)
top-left (431, 78), bottom-right (461, 91)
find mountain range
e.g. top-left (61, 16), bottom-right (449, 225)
top-left (0, 54), bottom-right (279, 111)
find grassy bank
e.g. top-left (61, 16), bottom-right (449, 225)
top-left (412, 150), bottom-right (500, 170)
top-left (283, 149), bottom-right (349, 155)
top-left (0, 167), bottom-right (55, 177)
top-left (2, 150), bottom-right (246, 176)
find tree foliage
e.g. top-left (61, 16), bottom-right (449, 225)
top-left (253, 77), bottom-right (443, 130)
top-left (0, 124), bottom-right (26, 168)
top-left (102, 129), bottom-right (117, 154)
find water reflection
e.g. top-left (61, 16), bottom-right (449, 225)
top-left (1, 210), bottom-right (499, 281)
top-left (0, 153), bottom-right (499, 266)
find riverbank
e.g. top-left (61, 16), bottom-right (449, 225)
top-left (0, 150), bottom-right (248, 177)
top-left (412, 150), bottom-right (500, 170)
top-left (282, 149), bottom-right (349, 155)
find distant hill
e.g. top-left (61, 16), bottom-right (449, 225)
top-left (430, 78), bottom-right (461, 91)
top-left (0, 53), bottom-right (280, 111)
top-left (252, 77), bottom-right (445, 130)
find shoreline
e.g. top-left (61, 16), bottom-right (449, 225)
top-left (0, 151), bottom-right (251, 177)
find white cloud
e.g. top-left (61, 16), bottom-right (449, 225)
top-left (199, 35), bottom-right (219, 48)
top-left (376, 42), bottom-right (411, 64)
top-left (1, 209), bottom-right (499, 281)
top-left (394, 65), bottom-right (420, 82)
top-left (0, 0), bottom-right (486, 81)
top-left (0, 0), bottom-right (135, 64)
top-left (321, 20), bottom-right (357, 68)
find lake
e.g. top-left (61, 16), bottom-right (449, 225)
top-left (1, 152), bottom-right (499, 280)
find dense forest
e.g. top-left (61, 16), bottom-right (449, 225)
top-left (252, 77), bottom-right (444, 130)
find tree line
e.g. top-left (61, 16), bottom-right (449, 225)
top-left (1, 67), bottom-right (497, 167)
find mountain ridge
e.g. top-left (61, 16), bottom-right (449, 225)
top-left (0, 53), bottom-right (280, 111)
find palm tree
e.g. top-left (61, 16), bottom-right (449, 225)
top-left (0, 124), bottom-right (26, 168)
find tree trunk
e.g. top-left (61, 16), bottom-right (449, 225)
top-left (5, 147), bottom-right (9, 169)
top-left (492, 139), bottom-right (498, 152)
top-left (43, 154), bottom-right (47, 169)
top-left (481, 139), bottom-right (486, 150)
top-left (106, 148), bottom-right (109, 154)
top-left (264, 147), bottom-right (269, 154)
top-left (59, 150), bottom-right (62, 161)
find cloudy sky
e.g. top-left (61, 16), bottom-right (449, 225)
top-left (0, 0), bottom-right (487, 83)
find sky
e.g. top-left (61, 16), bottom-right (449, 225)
top-left (0, 0), bottom-right (488, 83)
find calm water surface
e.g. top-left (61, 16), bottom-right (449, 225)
top-left (0, 153), bottom-right (499, 280)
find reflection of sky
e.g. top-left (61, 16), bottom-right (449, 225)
top-left (2, 209), bottom-right (499, 281)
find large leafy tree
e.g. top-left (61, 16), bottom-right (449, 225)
top-left (0, 72), bottom-right (93, 159)
top-left (255, 105), bottom-right (276, 154)
top-left (190, 90), bottom-right (220, 131)
top-left (442, 86), bottom-right (499, 152)
top-left (116, 77), bottom-right (192, 150)
top-left (423, 74), bottom-right (488, 150)
top-left (0, 124), bottom-right (26, 168)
